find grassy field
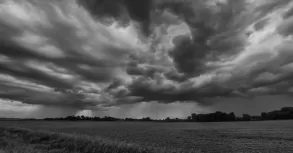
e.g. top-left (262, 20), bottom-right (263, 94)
top-left (0, 128), bottom-right (162, 153)
top-left (1, 121), bottom-right (293, 153)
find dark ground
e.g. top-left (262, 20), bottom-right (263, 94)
top-left (1, 120), bottom-right (293, 152)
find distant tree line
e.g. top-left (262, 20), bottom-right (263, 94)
top-left (43, 107), bottom-right (293, 122)
top-left (261, 107), bottom-right (293, 120)
top-left (44, 116), bottom-right (121, 121)
top-left (187, 112), bottom-right (236, 122)
top-left (186, 107), bottom-right (293, 122)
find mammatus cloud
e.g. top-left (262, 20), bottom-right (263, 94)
top-left (1, 0), bottom-right (293, 118)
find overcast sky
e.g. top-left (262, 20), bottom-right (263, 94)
top-left (1, 0), bottom-right (293, 119)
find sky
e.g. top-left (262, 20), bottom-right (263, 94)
top-left (1, 0), bottom-right (293, 119)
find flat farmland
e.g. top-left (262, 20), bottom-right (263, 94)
top-left (1, 120), bottom-right (293, 153)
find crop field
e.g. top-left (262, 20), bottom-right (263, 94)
top-left (1, 120), bottom-right (293, 153)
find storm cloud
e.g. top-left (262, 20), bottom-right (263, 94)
top-left (1, 0), bottom-right (293, 118)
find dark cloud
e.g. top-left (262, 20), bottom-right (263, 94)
top-left (159, 0), bottom-right (249, 76)
top-left (79, 0), bottom-right (153, 36)
top-left (78, 0), bottom-right (126, 23)
top-left (121, 75), bottom-right (233, 104)
top-left (124, 0), bottom-right (153, 35)
top-left (0, 42), bottom-right (120, 85)
top-left (253, 18), bottom-right (269, 31)
top-left (0, 78), bottom-right (101, 109)
top-left (164, 71), bottom-right (188, 82)
top-left (283, 6), bottom-right (293, 19)
top-left (169, 35), bottom-right (202, 75)
top-left (1, 0), bottom-right (293, 116)
top-left (278, 17), bottom-right (293, 37)
top-left (126, 63), bottom-right (165, 79)
top-left (0, 0), bottom-right (134, 109)
top-left (256, 0), bottom-right (292, 18)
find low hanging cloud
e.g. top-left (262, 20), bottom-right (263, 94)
top-left (1, 0), bottom-right (293, 115)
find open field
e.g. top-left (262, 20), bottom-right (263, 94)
top-left (0, 128), bottom-right (160, 153)
top-left (1, 121), bottom-right (293, 153)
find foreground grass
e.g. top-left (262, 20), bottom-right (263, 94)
top-left (2, 121), bottom-right (293, 152)
top-left (0, 127), bottom-right (190, 153)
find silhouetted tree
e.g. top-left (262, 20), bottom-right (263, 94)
top-left (261, 112), bottom-right (267, 120)
top-left (191, 113), bottom-right (197, 121)
top-left (165, 117), bottom-right (170, 121)
top-left (242, 114), bottom-right (251, 121)
top-left (228, 112), bottom-right (236, 121)
top-left (187, 116), bottom-right (192, 121)
top-left (141, 117), bottom-right (152, 121)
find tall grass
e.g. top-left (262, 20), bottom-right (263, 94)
top-left (0, 127), bottom-right (163, 153)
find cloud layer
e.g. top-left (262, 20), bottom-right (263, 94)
top-left (1, 0), bottom-right (293, 117)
